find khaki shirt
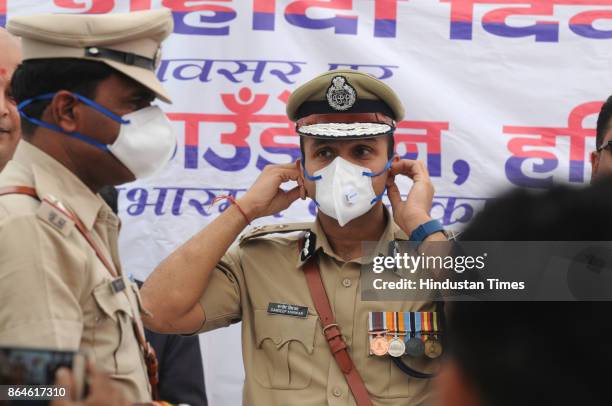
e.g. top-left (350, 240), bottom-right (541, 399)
top-left (0, 141), bottom-right (151, 402)
top-left (198, 212), bottom-right (438, 406)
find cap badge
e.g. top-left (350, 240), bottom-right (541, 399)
top-left (326, 76), bottom-right (356, 111)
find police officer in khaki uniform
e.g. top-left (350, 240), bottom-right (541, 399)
top-left (0, 10), bottom-right (175, 403)
top-left (143, 70), bottom-right (448, 405)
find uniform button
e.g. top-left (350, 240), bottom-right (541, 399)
top-left (332, 387), bottom-right (342, 397)
top-left (342, 278), bottom-right (352, 287)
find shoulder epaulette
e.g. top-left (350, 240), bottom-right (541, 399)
top-left (239, 222), bottom-right (312, 245)
top-left (36, 194), bottom-right (75, 237)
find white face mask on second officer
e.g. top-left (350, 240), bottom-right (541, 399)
top-left (17, 92), bottom-right (176, 180)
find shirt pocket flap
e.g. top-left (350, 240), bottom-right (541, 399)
top-left (254, 309), bottom-right (317, 354)
top-left (93, 282), bottom-right (132, 319)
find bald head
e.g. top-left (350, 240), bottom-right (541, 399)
top-left (0, 28), bottom-right (20, 70)
top-left (0, 27), bottom-right (22, 172)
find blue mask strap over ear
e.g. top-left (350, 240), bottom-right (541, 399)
top-left (364, 157), bottom-right (394, 204)
top-left (301, 159), bottom-right (322, 181)
top-left (370, 187), bottom-right (387, 205)
top-left (300, 160), bottom-right (321, 206)
top-left (17, 92), bottom-right (131, 152)
top-left (362, 157), bottom-right (394, 177)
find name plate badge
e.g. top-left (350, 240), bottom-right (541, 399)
top-left (267, 302), bottom-right (308, 318)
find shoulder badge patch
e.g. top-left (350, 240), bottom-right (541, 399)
top-left (239, 222), bottom-right (312, 245)
top-left (300, 230), bottom-right (317, 262)
top-left (326, 76), bottom-right (357, 111)
top-left (36, 199), bottom-right (75, 237)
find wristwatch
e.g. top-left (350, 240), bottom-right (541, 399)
top-left (409, 219), bottom-right (444, 242)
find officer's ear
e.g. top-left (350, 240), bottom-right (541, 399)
top-left (295, 159), bottom-right (307, 200)
top-left (591, 151), bottom-right (600, 184)
top-left (49, 90), bottom-right (80, 133)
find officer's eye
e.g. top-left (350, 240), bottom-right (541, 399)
top-left (354, 145), bottom-right (373, 158)
top-left (131, 97), bottom-right (151, 110)
top-left (315, 148), bottom-right (334, 160)
top-left (5, 90), bottom-right (16, 105)
top-left (127, 91), bottom-right (154, 111)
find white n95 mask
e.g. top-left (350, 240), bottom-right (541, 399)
top-left (303, 156), bottom-right (392, 226)
top-left (107, 106), bottom-right (176, 179)
top-left (18, 93), bottom-right (176, 180)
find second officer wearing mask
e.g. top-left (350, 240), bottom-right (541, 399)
top-left (143, 70), bottom-right (448, 405)
top-left (0, 10), bottom-right (175, 403)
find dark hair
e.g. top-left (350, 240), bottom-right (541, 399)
top-left (447, 182), bottom-right (612, 406)
top-left (299, 133), bottom-right (395, 163)
top-left (461, 183), bottom-right (612, 242)
top-left (596, 95), bottom-right (612, 149)
top-left (10, 59), bottom-right (116, 135)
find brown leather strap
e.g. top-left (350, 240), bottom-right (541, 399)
top-left (302, 248), bottom-right (373, 406)
top-left (297, 112), bottom-right (394, 128)
top-left (68, 209), bottom-right (119, 278)
top-left (0, 186), bottom-right (40, 199)
top-left (0, 185), bottom-right (160, 399)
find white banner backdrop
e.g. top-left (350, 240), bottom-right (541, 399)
top-left (5, 1), bottom-right (612, 404)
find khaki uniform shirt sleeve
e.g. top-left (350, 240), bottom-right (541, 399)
top-left (196, 245), bottom-right (242, 333)
top-left (0, 214), bottom-right (84, 349)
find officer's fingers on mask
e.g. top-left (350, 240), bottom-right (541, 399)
top-left (279, 169), bottom-right (300, 183)
top-left (267, 164), bottom-right (300, 182)
top-left (281, 185), bottom-right (301, 207)
top-left (386, 179), bottom-right (403, 209)
top-left (297, 178), bottom-right (306, 199)
top-left (392, 160), bottom-right (430, 182)
top-left (390, 159), bottom-right (418, 177)
top-left (385, 174), bottom-right (396, 188)
top-left (276, 162), bottom-right (300, 169)
top-left (412, 160), bottom-right (431, 182)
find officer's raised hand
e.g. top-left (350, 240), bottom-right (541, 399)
top-left (238, 162), bottom-right (302, 220)
top-left (386, 159), bottom-right (436, 235)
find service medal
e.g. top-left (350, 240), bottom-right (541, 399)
top-left (370, 336), bottom-right (389, 356)
top-left (405, 337), bottom-right (425, 357)
top-left (388, 337), bottom-right (406, 357)
top-left (424, 338), bottom-right (443, 359)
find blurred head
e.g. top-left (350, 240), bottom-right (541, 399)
top-left (438, 182), bottom-right (612, 406)
top-left (590, 95), bottom-right (612, 182)
top-left (0, 28), bottom-right (21, 171)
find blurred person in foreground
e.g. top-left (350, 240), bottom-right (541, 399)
top-left (437, 180), bottom-right (612, 406)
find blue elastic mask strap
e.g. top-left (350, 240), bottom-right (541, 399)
top-left (370, 187), bottom-right (387, 205)
top-left (301, 159), bottom-right (322, 181)
top-left (363, 157), bottom-right (394, 178)
top-left (17, 92), bottom-right (131, 152)
top-left (364, 158), bottom-right (393, 204)
top-left (300, 160), bottom-right (320, 206)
